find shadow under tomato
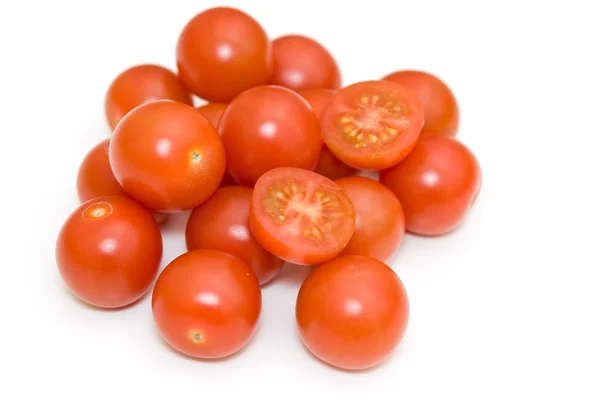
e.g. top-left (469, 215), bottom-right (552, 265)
top-left (272, 263), bottom-right (313, 288)
top-left (160, 210), bottom-right (191, 234)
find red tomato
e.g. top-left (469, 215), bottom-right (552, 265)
top-left (249, 167), bottom-right (355, 265)
top-left (335, 176), bottom-right (405, 261)
top-left (176, 7), bottom-right (271, 102)
top-left (109, 100), bottom-right (226, 212)
top-left (296, 255), bottom-right (409, 370)
top-left (105, 64), bottom-right (192, 130)
top-left (270, 35), bottom-right (341, 91)
top-left (197, 102), bottom-right (228, 128)
top-left (56, 196), bottom-right (163, 308)
top-left (380, 135), bottom-right (481, 236)
top-left (300, 88), bottom-right (357, 180)
top-left (76, 139), bottom-right (168, 224)
top-left (299, 88), bottom-right (335, 117)
top-left (186, 187), bottom-right (284, 285)
top-left (383, 70), bottom-right (459, 137)
top-left (152, 250), bottom-right (261, 359)
top-left (321, 80), bottom-right (424, 170)
top-left (219, 86), bottom-right (322, 187)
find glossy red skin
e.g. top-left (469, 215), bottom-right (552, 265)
top-left (380, 135), bottom-right (481, 236)
top-left (186, 187), bottom-right (284, 285)
top-left (321, 80), bottom-right (425, 170)
top-left (152, 250), bottom-right (261, 359)
top-left (300, 89), bottom-right (356, 180)
top-left (383, 70), bottom-right (459, 137)
top-left (249, 167), bottom-right (355, 266)
top-left (270, 35), bottom-right (341, 91)
top-left (219, 86), bottom-right (322, 187)
top-left (76, 139), bottom-right (168, 224)
top-left (109, 100), bottom-right (226, 212)
top-left (197, 102), bottom-right (228, 128)
top-left (56, 196), bottom-right (163, 308)
top-left (336, 176), bottom-right (405, 261)
top-left (105, 64), bottom-right (192, 130)
top-left (176, 7), bottom-right (271, 102)
top-left (296, 255), bottom-right (409, 370)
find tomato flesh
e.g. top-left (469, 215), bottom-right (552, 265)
top-left (321, 80), bottom-right (424, 170)
top-left (249, 168), bottom-right (355, 265)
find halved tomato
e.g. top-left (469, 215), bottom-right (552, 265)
top-left (320, 80), bottom-right (424, 170)
top-left (249, 167), bottom-right (355, 265)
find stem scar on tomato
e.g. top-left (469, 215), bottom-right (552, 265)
top-left (82, 202), bottom-right (113, 219)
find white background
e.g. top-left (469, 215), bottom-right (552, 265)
top-left (1, 0), bottom-right (599, 398)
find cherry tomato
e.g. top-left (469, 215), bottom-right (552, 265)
top-left (219, 86), bottom-right (322, 187)
top-left (56, 196), bottom-right (163, 308)
top-left (105, 64), bottom-right (192, 130)
top-left (335, 176), bottom-right (405, 261)
top-left (186, 187), bottom-right (284, 285)
top-left (380, 135), bottom-right (481, 236)
top-left (270, 35), bottom-right (341, 92)
top-left (320, 80), bottom-right (424, 170)
top-left (197, 102), bottom-right (228, 128)
top-left (296, 255), bottom-right (409, 370)
top-left (249, 167), bottom-right (355, 265)
top-left (176, 7), bottom-right (271, 102)
top-left (300, 89), bottom-right (357, 180)
top-left (76, 139), bottom-right (168, 224)
top-left (152, 249), bottom-right (261, 359)
top-left (109, 100), bottom-right (226, 212)
top-left (383, 70), bottom-right (459, 137)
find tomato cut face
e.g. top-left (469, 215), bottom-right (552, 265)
top-left (249, 168), bottom-right (355, 266)
top-left (320, 80), bottom-right (424, 170)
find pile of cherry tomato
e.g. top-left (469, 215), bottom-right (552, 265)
top-left (56, 7), bottom-right (481, 371)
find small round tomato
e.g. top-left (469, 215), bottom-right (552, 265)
top-left (336, 176), bottom-right (405, 261)
top-left (186, 187), bottom-right (284, 285)
top-left (249, 167), bottom-right (355, 265)
top-left (105, 64), bottom-right (192, 130)
top-left (270, 35), bottom-right (341, 92)
top-left (296, 255), bottom-right (409, 370)
top-left (56, 196), bottom-right (163, 308)
top-left (321, 80), bottom-right (424, 170)
top-left (76, 139), bottom-right (168, 224)
top-left (176, 7), bottom-right (271, 102)
top-left (109, 100), bottom-right (226, 212)
top-left (219, 86), bottom-right (322, 187)
top-left (197, 102), bottom-right (228, 128)
top-left (383, 70), bottom-right (459, 137)
top-left (152, 249), bottom-right (261, 359)
top-left (300, 88), bottom-right (356, 180)
top-left (380, 135), bottom-right (481, 236)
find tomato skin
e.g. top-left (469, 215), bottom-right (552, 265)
top-left (176, 7), bottom-right (271, 102)
top-left (249, 167), bottom-right (355, 266)
top-left (383, 70), bottom-right (459, 137)
top-left (320, 80), bottom-right (425, 170)
top-left (105, 64), bottom-right (192, 130)
top-left (219, 86), bottom-right (322, 187)
top-left (335, 176), bottom-right (405, 261)
top-left (109, 100), bottom-right (226, 212)
top-left (76, 139), bottom-right (168, 224)
top-left (186, 187), bottom-right (284, 285)
top-left (296, 255), bottom-right (409, 370)
top-left (197, 102), bottom-right (228, 128)
top-left (380, 135), bottom-right (481, 236)
top-left (56, 196), bottom-right (163, 308)
top-left (300, 89), bottom-right (356, 180)
top-left (152, 250), bottom-right (261, 359)
top-left (270, 35), bottom-right (341, 91)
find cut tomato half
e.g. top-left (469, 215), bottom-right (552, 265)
top-left (249, 167), bottom-right (356, 265)
top-left (320, 80), bottom-right (424, 170)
